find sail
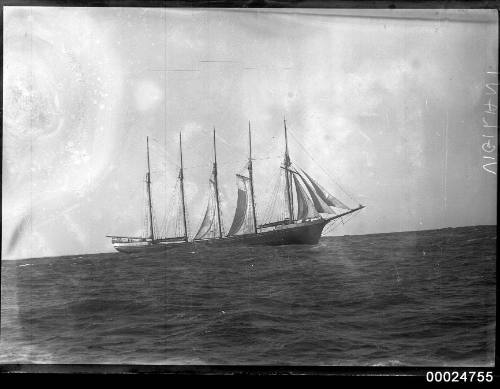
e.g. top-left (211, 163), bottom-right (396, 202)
top-left (292, 173), bottom-right (319, 220)
top-left (194, 184), bottom-right (216, 239)
top-left (227, 175), bottom-right (251, 236)
top-left (194, 170), bottom-right (218, 239)
top-left (300, 169), bottom-right (350, 210)
top-left (297, 171), bottom-right (334, 214)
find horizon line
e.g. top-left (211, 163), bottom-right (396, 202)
top-left (2, 223), bottom-right (496, 261)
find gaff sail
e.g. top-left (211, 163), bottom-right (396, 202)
top-left (300, 169), bottom-right (350, 210)
top-left (194, 170), bottom-right (218, 240)
top-left (292, 173), bottom-right (319, 220)
top-left (297, 170), bottom-right (335, 214)
top-left (227, 174), bottom-right (254, 236)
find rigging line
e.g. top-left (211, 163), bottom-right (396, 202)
top-left (175, 183), bottom-right (183, 237)
top-left (161, 186), bottom-right (172, 232)
top-left (323, 216), bottom-right (343, 235)
top-left (286, 127), bottom-right (359, 203)
top-left (142, 179), bottom-right (148, 239)
top-left (277, 172), bottom-right (287, 222)
top-left (322, 211), bottom-right (359, 235)
top-left (185, 207), bottom-right (191, 240)
top-left (220, 160), bottom-right (248, 167)
top-left (182, 154), bottom-right (280, 172)
top-left (288, 129), bottom-right (357, 203)
top-left (164, 180), bottom-right (180, 237)
top-left (250, 135), bottom-right (278, 161)
top-left (253, 155), bottom-right (282, 161)
top-left (260, 169), bottom-right (282, 223)
top-left (150, 169), bottom-right (170, 176)
top-left (261, 180), bottom-right (275, 222)
top-left (183, 160), bottom-right (248, 171)
top-left (148, 138), bottom-right (179, 168)
top-left (183, 163), bottom-right (212, 170)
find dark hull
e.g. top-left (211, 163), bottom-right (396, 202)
top-left (195, 218), bottom-right (329, 247)
top-left (112, 218), bottom-right (329, 253)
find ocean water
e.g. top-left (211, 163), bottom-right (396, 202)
top-left (0, 225), bottom-right (496, 366)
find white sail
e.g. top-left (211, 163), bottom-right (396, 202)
top-left (300, 169), bottom-right (350, 210)
top-left (194, 168), bottom-right (219, 240)
top-left (227, 174), bottom-right (254, 236)
top-left (292, 173), bottom-right (319, 220)
top-left (297, 170), bottom-right (335, 214)
top-left (194, 182), bottom-right (216, 239)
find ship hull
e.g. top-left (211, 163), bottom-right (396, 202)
top-left (113, 240), bottom-right (193, 254)
top-left (111, 219), bottom-right (329, 253)
top-left (195, 218), bottom-right (329, 247)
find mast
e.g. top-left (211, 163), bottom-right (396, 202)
top-left (248, 121), bottom-right (258, 234)
top-left (179, 133), bottom-right (188, 242)
top-left (283, 118), bottom-right (294, 222)
top-left (146, 136), bottom-right (155, 241)
top-left (213, 128), bottom-right (223, 239)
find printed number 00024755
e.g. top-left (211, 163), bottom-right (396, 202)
top-left (426, 371), bottom-right (493, 383)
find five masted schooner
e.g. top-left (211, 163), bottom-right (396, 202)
top-left (107, 120), bottom-right (365, 253)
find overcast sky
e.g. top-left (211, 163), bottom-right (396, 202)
top-left (2, 7), bottom-right (497, 259)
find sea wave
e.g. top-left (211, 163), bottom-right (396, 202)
top-left (1, 225), bottom-right (496, 365)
